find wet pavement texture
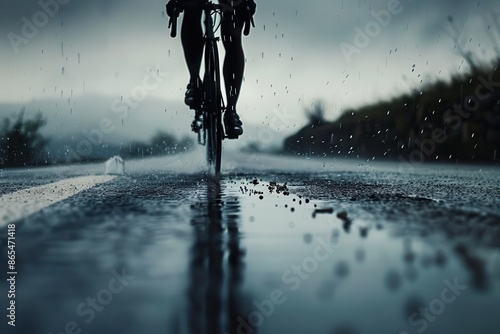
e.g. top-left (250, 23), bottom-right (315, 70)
top-left (1, 156), bottom-right (500, 334)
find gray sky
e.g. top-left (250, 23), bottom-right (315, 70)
top-left (1, 0), bottom-right (499, 143)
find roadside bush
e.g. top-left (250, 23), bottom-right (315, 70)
top-left (0, 109), bottom-right (48, 167)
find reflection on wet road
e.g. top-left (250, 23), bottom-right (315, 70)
top-left (0, 159), bottom-right (499, 334)
top-left (183, 180), bottom-right (247, 334)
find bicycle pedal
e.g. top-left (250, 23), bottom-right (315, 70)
top-left (191, 121), bottom-right (201, 133)
top-left (191, 115), bottom-right (203, 132)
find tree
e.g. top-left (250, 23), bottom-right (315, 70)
top-left (0, 109), bottom-right (48, 167)
top-left (445, 15), bottom-right (478, 71)
top-left (150, 131), bottom-right (177, 155)
top-left (304, 100), bottom-right (326, 126)
top-left (484, 9), bottom-right (500, 57)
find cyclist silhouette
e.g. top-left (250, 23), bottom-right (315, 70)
top-left (167, 0), bottom-right (256, 139)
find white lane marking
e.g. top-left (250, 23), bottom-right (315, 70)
top-left (0, 175), bottom-right (116, 227)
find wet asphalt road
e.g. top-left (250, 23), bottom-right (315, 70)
top-left (1, 152), bottom-right (500, 334)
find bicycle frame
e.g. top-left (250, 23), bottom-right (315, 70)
top-left (201, 5), bottom-right (224, 174)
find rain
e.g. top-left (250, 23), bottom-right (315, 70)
top-left (0, 1), bottom-right (500, 334)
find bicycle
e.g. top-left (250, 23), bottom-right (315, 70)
top-left (167, 0), bottom-right (254, 175)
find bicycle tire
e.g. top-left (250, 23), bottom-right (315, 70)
top-left (203, 41), bottom-right (223, 175)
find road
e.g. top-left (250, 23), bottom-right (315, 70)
top-left (1, 150), bottom-right (500, 334)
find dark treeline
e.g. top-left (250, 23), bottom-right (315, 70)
top-left (284, 59), bottom-right (500, 163)
top-left (0, 111), bottom-right (193, 168)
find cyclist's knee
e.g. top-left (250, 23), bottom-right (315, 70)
top-left (221, 18), bottom-right (244, 43)
top-left (222, 32), bottom-right (242, 49)
top-left (183, 8), bottom-right (202, 20)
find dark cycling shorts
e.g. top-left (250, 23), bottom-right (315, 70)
top-left (220, 0), bottom-right (249, 23)
top-left (181, 0), bottom-right (249, 21)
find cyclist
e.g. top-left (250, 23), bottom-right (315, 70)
top-left (166, 0), bottom-right (256, 139)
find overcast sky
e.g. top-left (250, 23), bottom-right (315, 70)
top-left (1, 0), bottom-right (499, 142)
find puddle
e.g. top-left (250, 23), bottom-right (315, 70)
top-left (180, 177), bottom-right (500, 334)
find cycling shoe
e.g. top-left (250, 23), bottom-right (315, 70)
top-left (224, 110), bottom-right (243, 139)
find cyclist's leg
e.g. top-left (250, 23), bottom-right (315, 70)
top-left (220, 1), bottom-right (245, 137)
top-left (220, 1), bottom-right (245, 113)
top-left (181, 1), bottom-right (203, 106)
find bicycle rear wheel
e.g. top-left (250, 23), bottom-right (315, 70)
top-left (203, 41), bottom-right (223, 175)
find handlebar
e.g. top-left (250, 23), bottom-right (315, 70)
top-left (168, 15), bottom-right (178, 38)
top-left (167, 1), bottom-right (255, 38)
top-left (243, 10), bottom-right (255, 36)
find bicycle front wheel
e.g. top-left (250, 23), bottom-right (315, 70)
top-left (205, 109), bottom-right (222, 174)
top-left (204, 42), bottom-right (223, 175)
